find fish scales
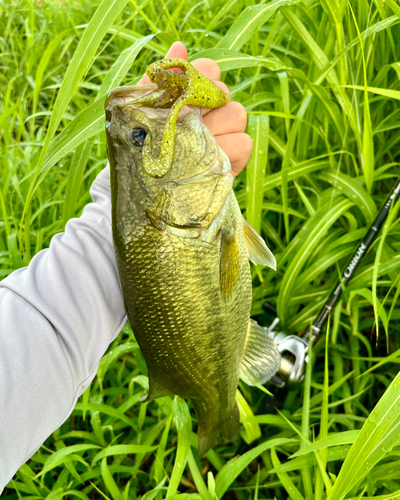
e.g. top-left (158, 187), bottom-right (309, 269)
top-left (114, 184), bottom-right (251, 438)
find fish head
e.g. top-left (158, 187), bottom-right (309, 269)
top-left (106, 85), bottom-right (232, 231)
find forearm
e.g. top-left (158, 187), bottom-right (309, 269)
top-left (0, 165), bottom-right (126, 489)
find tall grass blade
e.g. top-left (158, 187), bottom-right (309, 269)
top-left (291, 431), bottom-right (360, 458)
top-left (101, 458), bottom-right (123, 500)
top-left (190, 0), bottom-right (240, 51)
top-left (92, 445), bottom-right (157, 465)
top-left (236, 389), bottom-right (261, 443)
top-left (318, 171), bottom-right (376, 222)
top-left (187, 450), bottom-right (213, 500)
top-left (99, 34), bottom-right (155, 94)
top-left (190, 49), bottom-right (284, 72)
top-left (217, 0), bottom-right (299, 51)
top-left (39, 0), bottom-right (129, 163)
top-left (246, 114), bottom-right (269, 234)
top-left (62, 141), bottom-right (92, 225)
top-left (34, 444), bottom-right (101, 478)
top-left (35, 35), bottom-right (154, 197)
top-left (33, 30), bottom-right (73, 119)
top-left (348, 1), bottom-right (374, 193)
top-left (300, 335), bottom-right (313, 499)
top-left (327, 372), bottom-right (400, 500)
top-left (277, 197), bottom-right (355, 324)
top-left (372, 198), bottom-right (400, 344)
top-left (270, 447), bottom-right (305, 500)
top-left (167, 398), bottom-right (192, 497)
top-left (215, 438), bottom-right (296, 498)
top-left (22, 0), bottom-right (131, 239)
top-left (152, 413), bottom-right (173, 485)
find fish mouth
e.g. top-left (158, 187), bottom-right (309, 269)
top-left (106, 84), bottom-right (202, 128)
top-left (106, 85), bottom-right (168, 111)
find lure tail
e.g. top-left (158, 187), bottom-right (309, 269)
top-left (197, 403), bottom-right (240, 458)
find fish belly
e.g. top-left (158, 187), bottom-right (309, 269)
top-left (115, 204), bottom-right (252, 435)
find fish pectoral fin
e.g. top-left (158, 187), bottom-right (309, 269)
top-left (196, 402), bottom-right (240, 458)
top-left (240, 319), bottom-right (281, 386)
top-left (141, 376), bottom-right (173, 403)
top-left (220, 229), bottom-right (241, 296)
top-left (242, 217), bottom-right (276, 270)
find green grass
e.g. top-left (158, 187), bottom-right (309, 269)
top-left (1, 0), bottom-right (400, 498)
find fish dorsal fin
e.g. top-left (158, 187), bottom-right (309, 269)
top-left (220, 230), bottom-right (240, 296)
top-left (242, 217), bottom-right (276, 270)
top-left (240, 319), bottom-right (281, 386)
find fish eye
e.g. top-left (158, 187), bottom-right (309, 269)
top-left (128, 127), bottom-right (148, 149)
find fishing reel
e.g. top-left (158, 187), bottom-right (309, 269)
top-left (265, 316), bottom-right (309, 388)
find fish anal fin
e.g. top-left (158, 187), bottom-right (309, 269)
top-left (220, 230), bottom-right (241, 296)
top-left (240, 319), bottom-right (281, 386)
top-left (141, 376), bottom-right (173, 403)
top-left (242, 217), bottom-right (276, 270)
top-left (197, 403), bottom-right (240, 458)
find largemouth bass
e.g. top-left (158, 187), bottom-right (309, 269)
top-left (106, 59), bottom-right (280, 456)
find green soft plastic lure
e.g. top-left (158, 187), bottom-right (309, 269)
top-left (106, 58), bottom-right (280, 456)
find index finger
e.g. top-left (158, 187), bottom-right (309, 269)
top-left (191, 58), bottom-right (221, 82)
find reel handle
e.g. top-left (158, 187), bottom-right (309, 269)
top-left (270, 332), bottom-right (308, 387)
top-left (263, 315), bottom-right (309, 388)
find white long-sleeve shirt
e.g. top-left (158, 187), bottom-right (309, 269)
top-left (0, 165), bottom-right (127, 490)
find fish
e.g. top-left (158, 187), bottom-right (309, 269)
top-left (105, 59), bottom-right (280, 457)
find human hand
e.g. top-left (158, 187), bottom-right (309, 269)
top-left (138, 41), bottom-right (252, 177)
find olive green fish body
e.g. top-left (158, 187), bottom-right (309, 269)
top-left (106, 81), bottom-right (279, 456)
top-left (115, 193), bottom-right (251, 442)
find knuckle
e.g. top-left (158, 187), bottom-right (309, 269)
top-left (230, 102), bottom-right (247, 126)
top-left (215, 82), bottom-right (230, 100)
top-left (192, 59), bottom-right (221, 81)
top-left (243, 134), bottom-right (253, 155)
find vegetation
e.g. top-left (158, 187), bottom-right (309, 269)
top-left (1, 0), bottom-right (400, 498)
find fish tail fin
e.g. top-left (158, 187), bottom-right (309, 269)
top-left (197, 403), bottom-right (240, 458)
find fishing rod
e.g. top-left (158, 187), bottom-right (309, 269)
top-left (268, 176), bottom-right (400, 388)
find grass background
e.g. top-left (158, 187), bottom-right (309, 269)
top-left (1, 0), bottom-right (400, 498)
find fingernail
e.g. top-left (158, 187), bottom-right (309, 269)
top-left (165, 40), bottom-right (182, 57)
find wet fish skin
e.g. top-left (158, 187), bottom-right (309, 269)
top-left (106, 80), bottom-right (278, 456)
